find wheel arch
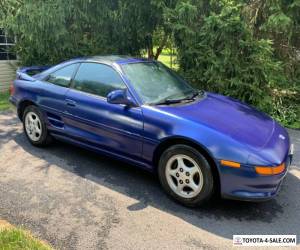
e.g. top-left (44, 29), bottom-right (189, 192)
top-left (17, 99), bottom-right (37, 121)
top-left (153, 136), bottom-right (221, 193)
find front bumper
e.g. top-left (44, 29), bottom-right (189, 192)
top-left (219, 151), bottom-right (293, 201)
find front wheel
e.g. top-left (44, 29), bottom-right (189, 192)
top-left (23, 105), bottom-right (52, 146)
top-left (158, 144), bottom-right (214, 207)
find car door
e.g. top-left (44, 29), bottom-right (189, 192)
top-left (63, 62), bottom-right (144, 160)
top-left (38, 63), bottom-right (79, 131)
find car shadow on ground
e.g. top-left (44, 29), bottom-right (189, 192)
top-left (0, 111), bottom-right (20, 151)
top-left (11, 128), bottom-right (300, 241)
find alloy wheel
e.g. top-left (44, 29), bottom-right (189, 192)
top-left (25, 111), bottom-right (42, 142)
top-left (165, 154), bottom-right (204, 199)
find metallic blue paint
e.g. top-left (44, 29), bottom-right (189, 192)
top-left (107, 89), bottom-right (137, 107)
top-left (10, 56), bottom-right (292, 202)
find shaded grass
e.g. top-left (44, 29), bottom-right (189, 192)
top-left (0, 91), bottom-right (11, 111)
top-left (0, 220), bottom-right (52, 250)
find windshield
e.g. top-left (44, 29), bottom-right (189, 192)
top-left (121, 62), bottom-right (196, 104)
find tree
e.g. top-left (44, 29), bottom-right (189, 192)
top-left (1, 0), bottom-right (299, 126)
top-left (1, 0), bottom-right (177, 64)
top-left (243, 0), bottom-right (300, 82)
top-left (168, 0), bottom-right (299, 126)
top-left (2, 0), bottom-right (117, 65)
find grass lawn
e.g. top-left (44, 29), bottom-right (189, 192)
top-left (0, 91), bottom-right (11, 111)
top-left (142, 48), bottom-right (178, 69)
top-left (157, 53), bottom-right (178, 70)
top-left (0, 220), bottom-right (52, 250)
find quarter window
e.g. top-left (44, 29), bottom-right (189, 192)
top-left (73, 63), bottom-right (125, 97)
top-left (46, 64), bottom-right (78, 87)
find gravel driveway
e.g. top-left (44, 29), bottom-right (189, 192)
top-left (0, 111), bottom-right (299, 250)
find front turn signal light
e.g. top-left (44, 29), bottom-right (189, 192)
top-left (220, 160), bottom-right (240, 168)
top-left (255, 163), bottom-right (285, 175)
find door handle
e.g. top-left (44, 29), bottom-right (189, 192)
top-left (65, 99), bottom-right (77, 107)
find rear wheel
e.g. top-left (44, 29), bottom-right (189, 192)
top-left (158, 144), bottom-right (214, 207)
top-left (23, 105), bottom-right (52, 146)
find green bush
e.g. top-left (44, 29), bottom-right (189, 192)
top-left (1, 0), bottom-right (299, 127)
top-left (169, 0), bottom-right (299, 127)
top-left (1, 0), bottom-right (166, 65)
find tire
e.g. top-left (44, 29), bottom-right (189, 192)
top-left (158, 144), bottom-right (214, 207)
top-left (23, 105), bottom-right (52, 146)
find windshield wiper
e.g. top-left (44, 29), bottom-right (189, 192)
top-left (154, 98), bottom-right (186, 105)
top-left (184, 90), bottom-right (201, 100)
top-left (152, 90), bottom-right (204, 106)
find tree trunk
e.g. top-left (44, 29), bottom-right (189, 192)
top-left (148, 47), bottom-right (154, 59)
top-left (154, 34), bottom-right (168, 60)
top-left (147, 35), bottom-right (154, 59)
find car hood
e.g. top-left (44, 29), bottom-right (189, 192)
top-left (156, 92), bottom-right (275, 149)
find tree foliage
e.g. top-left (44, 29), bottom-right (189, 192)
top-left (1, 0), bottom-right (173, 65)
top-left (243, 0), bottom-right (300, 79)
top-left (167, 0), bottom-right (299, 127)
top-left (1, 0), bottom-right (299, 127)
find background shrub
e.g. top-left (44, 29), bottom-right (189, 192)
top-left (0, 0), bottom-right (299, 127)
top-left (167, 0), bottom-right (299, 127)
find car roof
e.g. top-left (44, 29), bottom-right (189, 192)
top-left (82, 55), bottom-right (151, 65)
top-left (33, 55), bottom-right (153, 80)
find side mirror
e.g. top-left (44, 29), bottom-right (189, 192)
top-left (107, 89), bottom-right (137, 107)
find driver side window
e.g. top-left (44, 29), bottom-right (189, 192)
top-left (73, 63), bottom-right (126, 97)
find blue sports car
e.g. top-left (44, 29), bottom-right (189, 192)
top-left (10, 56), bottom-right (294, 207)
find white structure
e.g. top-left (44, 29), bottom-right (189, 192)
top-left (0, 28), bottom-right (17, 92)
